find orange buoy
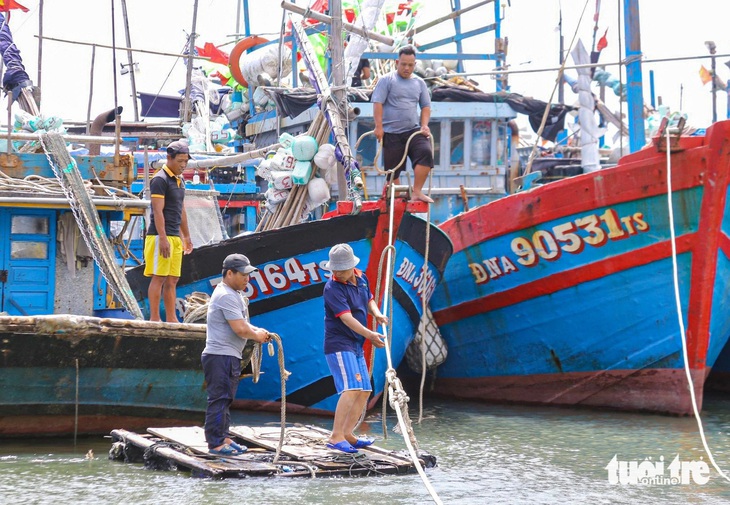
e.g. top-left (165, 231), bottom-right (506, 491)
top-left (228, 36), bottom-right (270, 87)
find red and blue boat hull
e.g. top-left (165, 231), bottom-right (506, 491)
top-left (431, 121), bottom-right (730, 415)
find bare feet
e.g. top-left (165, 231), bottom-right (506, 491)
top-left (411, 191), bottom-right (434, 204)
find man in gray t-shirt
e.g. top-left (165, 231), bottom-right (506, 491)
top-left (372, 45), bottom-right (434, 203)
top-left (201, 253), bottom-right (272, 456)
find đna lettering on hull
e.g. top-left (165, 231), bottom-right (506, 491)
top-left (126, 198), bottom-right (452, 415)
top-left (430, 120), bottom-right (730, 416)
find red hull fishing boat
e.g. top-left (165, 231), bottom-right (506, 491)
top-left (430, 121), bottom-right (730, 415)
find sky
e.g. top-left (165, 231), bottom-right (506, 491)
top-left (2, 0), bottom-right (728, 136)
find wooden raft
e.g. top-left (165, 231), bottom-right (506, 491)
top-left (110, 424), bottom-right (432, 478)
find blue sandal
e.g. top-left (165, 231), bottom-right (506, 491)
top-left (228, 441), bottom-right (247, 454)
top-left (209, 444), bottom-right (244, 456)
top-left (352, 437), bottom-right (374, 449)
top-left (326, 440), bottom-right (358, 454)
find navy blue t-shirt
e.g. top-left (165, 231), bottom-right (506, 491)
top-left (323, 269), bottom-right (373, 355)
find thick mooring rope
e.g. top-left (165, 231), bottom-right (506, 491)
top-left (373, 185), bottom-right (443, 505)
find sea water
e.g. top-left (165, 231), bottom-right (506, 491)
top-left (2, 396), bottom-right (730, 504)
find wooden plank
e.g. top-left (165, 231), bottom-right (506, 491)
top-left (229, 424), bottom-right (413, 471)
top-left (111, 428), bottom-right (223, 477)
top-left (230, 425), bottom-right (331, 459)
top-left (303, 424), bottom-right (415, 466)
top-left (147, 426), bottom-right (208, 453)
top-left (147, 426), bottom-right (279, 474)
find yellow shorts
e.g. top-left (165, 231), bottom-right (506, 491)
top-left (143, 235), bottom-right (183, 277)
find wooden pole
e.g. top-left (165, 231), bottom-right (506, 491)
top-left (330, 0), bottom-right (348, 201)
top-left (86, 45), bottom-right (96, 135)
top-left (281, 1), bottom-right (394, 46)
top-left (110, 0), bottom-right (120, 168)
top-left (37, 0), bottom-right (44, 91)
top-left (120, 0), bottom-right (139, 122)
top-left (406, 0), bottom-right (493, 38)
top-left (182, 0), bottom-right (200, 123)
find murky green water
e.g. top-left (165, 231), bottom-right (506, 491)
top-left (3, 396), bottom-right (730, 504)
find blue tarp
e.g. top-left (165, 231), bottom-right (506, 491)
top-left (0, 12), bottom-right (31, 92)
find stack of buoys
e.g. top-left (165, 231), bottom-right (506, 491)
top-left (253, 133), bottom-right (316, 218)
top-left (313, 143), bottom-right (338, 185)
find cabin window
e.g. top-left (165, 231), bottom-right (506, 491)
top-left (471, 120), bottom-right (492, 166)
top-left (11, 215), bottom-right (49, 235)
top-left (11, 241), bottom-right (48, 259)
top-left (450, 121), bottom-right (465, 167)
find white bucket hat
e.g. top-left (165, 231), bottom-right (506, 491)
top-left (324, 243), bottom-right (359, 271)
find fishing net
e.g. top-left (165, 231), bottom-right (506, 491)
top-left (405, 307), bottom-right (448, 373)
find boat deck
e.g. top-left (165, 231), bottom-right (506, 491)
top-left (109, 424), bottom-right (435, 478)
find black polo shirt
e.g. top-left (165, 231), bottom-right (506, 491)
top-left (147, 165), bottom-right (185, 237)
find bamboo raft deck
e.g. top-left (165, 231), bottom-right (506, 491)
top-left (109, 424), bottom-right (436, 478)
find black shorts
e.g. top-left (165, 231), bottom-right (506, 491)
top-left (383, 128), bottom-right (434, 181)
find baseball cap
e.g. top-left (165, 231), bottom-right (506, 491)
top-left (222, 253), bottom-right (258, 275)
top-left (166, 140), bottom-right (190, 156)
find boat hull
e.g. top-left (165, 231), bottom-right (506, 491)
top-left (0, 316), bottom-right (207, 437)
top-left (127, 202), bottom-right (452, 415)
top-left (431, 121), bottom-right (730, 415)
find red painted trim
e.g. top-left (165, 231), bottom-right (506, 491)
top-left (684, 124), bottom-right (730, 368)
top-left (217, 200), bottom-right (259, 208)
top-left (434, 233), bottom-right (696, 327)
top-left (719, 232), bottom-right (730, 260)
top-left (432, 366), bottom-right (707, 415)
top-left (362, 197), bottom-right (408, 365)
top-left (442, 141), bottom-right (708, 254)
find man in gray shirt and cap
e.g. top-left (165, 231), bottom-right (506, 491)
top-left (202, 253), bottom-right (273, 456)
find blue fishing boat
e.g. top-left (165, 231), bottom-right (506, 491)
top-left (430, 120), bottom-right (730, 415)
top-left (126, 197), bottom-right (452, 415)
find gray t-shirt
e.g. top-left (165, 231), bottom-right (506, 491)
top-left (202, 281), bottom-right (250, 358)
top-left (371, 71), bottom-right (431, 134)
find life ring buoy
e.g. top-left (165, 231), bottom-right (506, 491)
top-left (228, 35), bottom-right (270, 87)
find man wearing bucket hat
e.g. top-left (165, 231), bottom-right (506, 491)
top-left (144, 140), bottom-right (194, 322)
top-left (322, 243), bottom-right (388, 454)
top-left (202, 253), bottom-right (273, 456)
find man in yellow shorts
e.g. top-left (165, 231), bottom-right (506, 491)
top-left (144, 140), bottom-right (193, 322)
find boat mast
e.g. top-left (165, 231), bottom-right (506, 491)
top-left (330, 0), bottom-right (348, 198)
top-left (623, 0), bottom-right (644, 152)
top-left (120, 0), bottom-right (139, 122)
top-left (181, 0), bottom-right (199, 123)
top-left (37, 0), bottom-right (43, 92)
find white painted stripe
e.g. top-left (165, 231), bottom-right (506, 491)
top-left (335, 352), bottom-right (349, 390)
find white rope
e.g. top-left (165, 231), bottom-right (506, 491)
top-left (377, 184), bottom-right (442, 505)
top-left (665, 123), bottom-right (730, 482)
top-left (392, 387), bottom-right (442, 505)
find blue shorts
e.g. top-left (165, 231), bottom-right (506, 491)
top-left (325, 351), bottom-right (372, 393)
